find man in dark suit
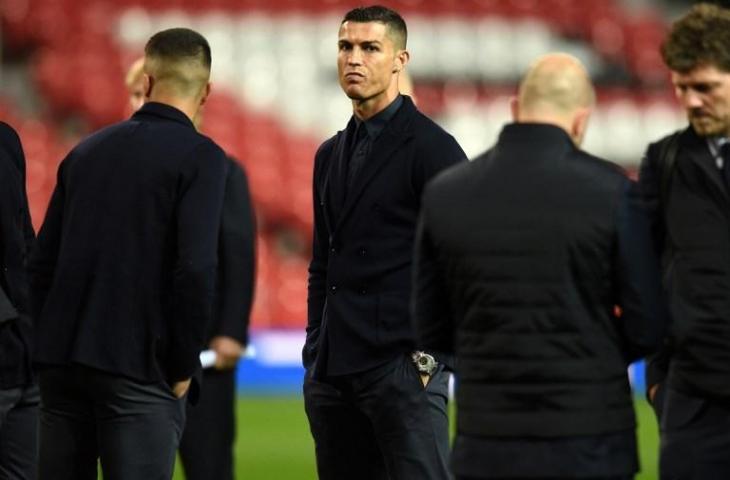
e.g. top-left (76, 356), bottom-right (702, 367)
top-left (125, 56), bottom-right (257, 480)
top-left (639, 4), bottom-right (730, 479)
top-left (413, 53), bottom-right (666, 480)
top-left (29, 28), bottom-right (227, 480)
top-left (0, 121), bottom-right (37, 479)
top-left (303, 5), bottom-right (467, 479)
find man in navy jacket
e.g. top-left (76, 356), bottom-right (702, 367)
top-left (124, 56), bottom-right (257, 480)
top-left (29, 28), bottom-right (227, 480)
top-left (640, 4), bottom-right (730, 478)
top-left (303, 5), bottom-right (467, 479)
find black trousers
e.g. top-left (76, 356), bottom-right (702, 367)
top-left (179, 368), bottom-right (236, 480)
top-left (304, 353), bottom-right (450, 480)
top-left (660, 387), bottom-right (730, 480)
top-left (38, 365), bottom-right (186, 480)
top-left (0, 382), bottom-right (39, 480)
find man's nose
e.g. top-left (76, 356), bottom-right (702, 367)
top-left (347, 47), bottom-right (363, 65)
top-left (681, 89), bottom-right (704, 109)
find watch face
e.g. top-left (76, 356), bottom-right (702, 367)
top-left (414, 353), bottom-right (436, 374)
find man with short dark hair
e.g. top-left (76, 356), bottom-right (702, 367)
top-left (123, 56), bottom-right (256, 480)
top-left (303, 5), bottom-right (467, 480)
top-left (0, 121), bottom-right (37, 480)
top-left (30, 28), bottom-right (227, 480)
top-left (639, 3), bottom-right (730, 479)
top-left (414, 53), bottom-right (665, 480)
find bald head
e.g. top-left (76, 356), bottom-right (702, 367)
top-left (518, 53), bottom-right (594, 117)
top-left (513, 53), bottom-right (595, 145)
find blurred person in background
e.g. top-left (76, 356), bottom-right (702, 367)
top-left (125, 57), bottom-right (146, 114)
top-left (303, 5), bottom-right (467, 479)
top-left (413, 53), bottom-right (666, 480)
top-left (29, 28), bottom-right (227, 480)
top-left (125, 54), bottom-right (257, 480)
top-left (0, 121), bottom-right (37, 479)
top-left (639, 3), bottom-right (730, 479)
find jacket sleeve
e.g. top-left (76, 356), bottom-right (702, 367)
top-left (639, 141), bottom-right (666, 255)
top-left (413, 132), bottom-right (468, 199)
top-left (304, 143), bottom-right (330, 369)
top-left (637, 142), bottom-right (673, 389)
top-left (28, 159), bottom-right (68, 321)
top-left (0, 122), bottom-right (34, 321)
top-left (410, 132), bottom-right (466, 370)
top-left (614, 178), bottom-right (668, 363)
top-left (214, 159), bottom-right (256, 346)
top-left (167, 141), bottom-right (227, 381)
top-left (412, 188), bottom-right (455, 363)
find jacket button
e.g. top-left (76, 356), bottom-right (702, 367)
top-left (330, 247), bottom-right (336, 254)
top-left (330, 285), bottom-right (337, 294)
top-left (359, 288), bottom-right (367, 295)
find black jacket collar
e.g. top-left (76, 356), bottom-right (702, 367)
top-left (132, 102), bottom-right (196, 129)
top-left (498, 123), bottom-right (575, 152)
top-left (356, 95), bottom-right (404, 141)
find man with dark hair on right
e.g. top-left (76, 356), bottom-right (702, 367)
top-left (30, 28), bottom-right (227, 480)
top-left (639, 3), bottom-right (730, 479)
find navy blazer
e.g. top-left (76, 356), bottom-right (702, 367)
top-left (29, 102), bottom-right (227, 385)
top-left (209, 157), bottom-right (256, 347)
top-left (640, 126), bottom-right (730, 399)
top-left (305, 95), bottom-right (467, 376)
top-left (0, 121), bottom-right (35, 388)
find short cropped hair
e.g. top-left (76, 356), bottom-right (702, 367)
top-left (144, 28), bottom-right (211, 97)
top-left (661, 3), bottom-right (730, 73)
top-left (342, 5), bottom-right (407, 50)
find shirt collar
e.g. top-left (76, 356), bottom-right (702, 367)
top-left (355, 95), bottom-right (403, 141)
top-left (705, 136), bottom-right (730, 168)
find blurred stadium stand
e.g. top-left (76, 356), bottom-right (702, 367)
top-left (0, 0), bottom-right (686, 340)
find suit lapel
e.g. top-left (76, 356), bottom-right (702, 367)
top-left (682, 128), bottom-right (728, 203)
top-left (0, 152), bottom-right (23, 208)
top-left (328, 96), bottom-right (417, 232)
top-left (336, 129), bottom-right (410, 228)
top-left (320, 126), bottom-right (351, 232)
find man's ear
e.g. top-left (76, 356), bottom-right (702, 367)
top-left (200, 82), bottom-right (211, 106)
top-left (393, 49), bottom-right (410, 73)
top-left (571, 107), bottom-right (591, 147)
top-left (143, 74), bottom-right (153, 99)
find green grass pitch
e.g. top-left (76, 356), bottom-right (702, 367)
top-left (172, 396), bottom-right (660, 479)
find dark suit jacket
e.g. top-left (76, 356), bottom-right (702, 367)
top-left (0, 121), bottom-right (35, 388)
top-left (640, 126), bottom-right (730, 400)
top-left (414, 123), bottom-right (665, 476)
top-left (305, 95), bottom-right (467, 377)
top-left (208, 157), bottom-right (255, 347)
top-left (29, 102), bottom-right (227, 385)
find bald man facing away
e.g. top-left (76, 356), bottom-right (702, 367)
top-left (412, 53), bottom-right (667, 480)
top-left (30, 28), bottom-right (227, 480)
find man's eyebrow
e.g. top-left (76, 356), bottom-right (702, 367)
top-left (337, 39), bottom-right (382, 44)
